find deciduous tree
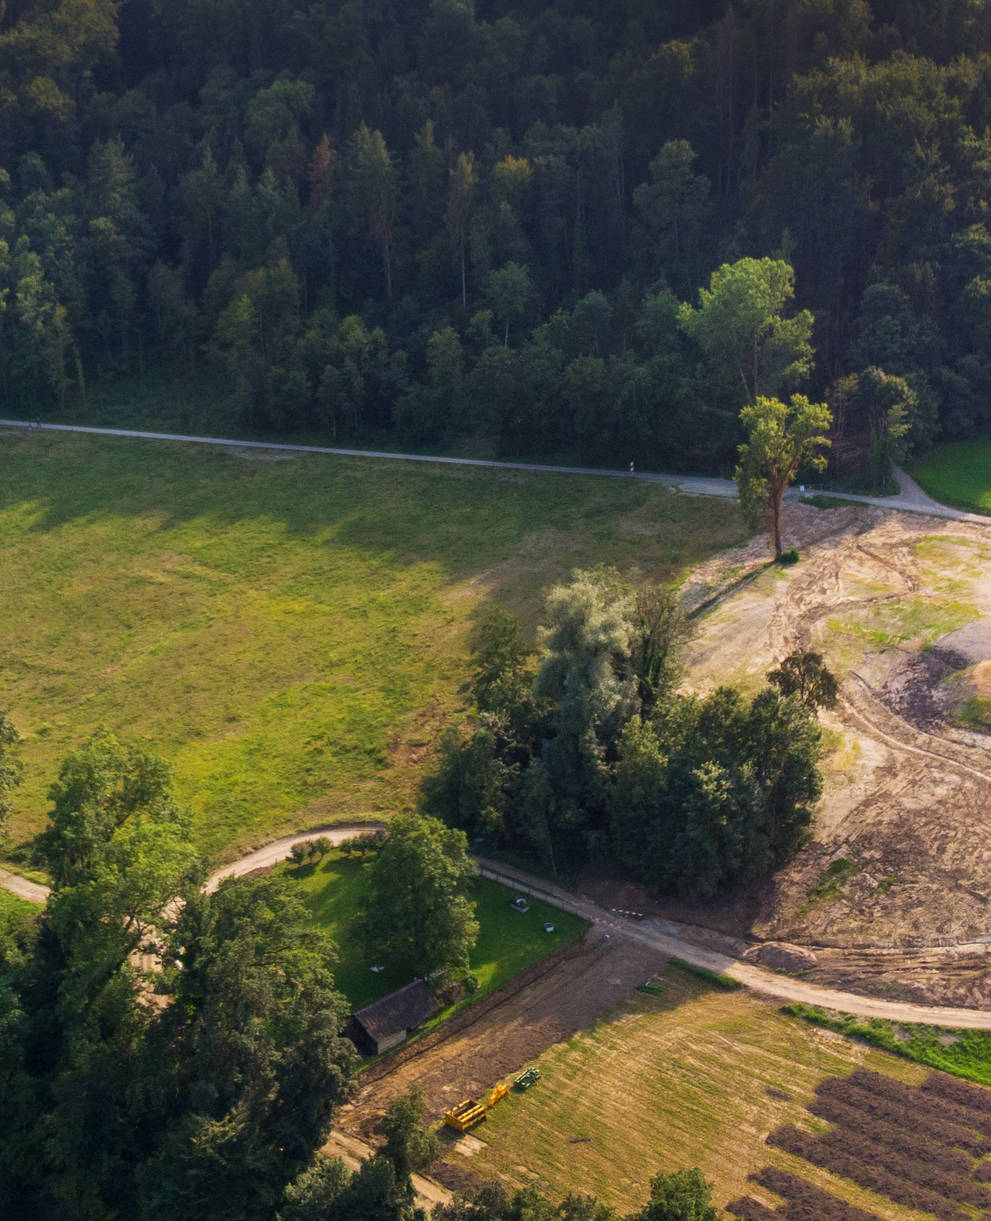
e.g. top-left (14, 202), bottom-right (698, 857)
top-left (735, 394), bottom-right (831, 559)
top-left (678, 258), bottom-right (814, 407)
top-left (356, 814), bottom-right (478, 979)
top-left (768, 650), bottom-right (838, 711)
top-left (631, 1167), bottom-right (718, 1221)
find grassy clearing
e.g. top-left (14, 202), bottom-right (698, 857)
top-left (827, 594), bottom-right (978, 649)
top-left (0, 430), bottom-right (743, 862)
top-left (785, 1003), bottom-right (991, 1087)
top-left (0, 888), bottom-right (39, 920)
top-left (909, 440), bottom-right (991, 514)
top-left (443, 967), bottom-right (929, 1218)
top-left (286, 850), bottom-right (588, 1011)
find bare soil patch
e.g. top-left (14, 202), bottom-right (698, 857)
top-left (752, 1069), bottom-right (991, 1221)
top-left (676, 504), bottom-right (991, 1003)
top-left (427, 971), bottom-right (932, 1217)
top-left (331, 932), bottom-right (665, 1148)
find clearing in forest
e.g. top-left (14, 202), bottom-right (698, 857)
top-left (671, 500), bottom-right (991, 1003)
top-left (0, 429), bottom-right (742, 862)
top-left (910, 439), bottom-right (991, 515)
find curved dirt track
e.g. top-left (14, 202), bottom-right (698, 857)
top-left (5, 418), bottom-right (991, 1013)
top-left (685, 501), bottom-right (991, 1005)
top-left (9, 819), bottom-right (991, 1024)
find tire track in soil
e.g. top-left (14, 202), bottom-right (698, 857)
top-left (334, 936), bottom-right (667, 1141)
top-left (747, 511), bottom-right (991, 989)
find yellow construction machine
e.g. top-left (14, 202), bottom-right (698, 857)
top-left (443, 1081), bottom-right (509, 1131)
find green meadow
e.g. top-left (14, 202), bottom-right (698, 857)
top-left (0, 429), bottom-right (743, 864)
top-left (0, 888), bottom-right (38, 920)
top-left (909, 439), bottom-right (991, 514)
top-left (289, 849), bottom-right (588, 1010)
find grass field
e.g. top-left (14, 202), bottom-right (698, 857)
top-left (0, 429), bottom-right (743, 862)
top-left (909, 440), bottom-right (991, 514)
top-left (785, 1003), bottom-right (991, 1087)
top-left (443, 966), bottom-right (933, 1219)
top-left (0, 888), bottom-right (39, 920)
top-left (287, 850), bottom-right (588, 1010)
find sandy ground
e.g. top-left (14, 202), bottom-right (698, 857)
top-left (674, 501), bottom-right (991, 1003)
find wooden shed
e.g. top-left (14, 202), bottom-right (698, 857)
top-left (347, 980), bottom-right (441, 1056)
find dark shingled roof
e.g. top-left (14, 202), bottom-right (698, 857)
top-left (351, 979), bottom-right (440, 1043)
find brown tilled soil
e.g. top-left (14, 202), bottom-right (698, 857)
top-left (751, 1070), bottom-right (991, 1221)
top-left (330, 932), bottom-right (665, 1159)
top-left (335, 503), bottom-right (991, 1172)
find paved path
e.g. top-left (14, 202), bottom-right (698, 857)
top-left (0, 417), bottom-right (735, 496)
top-left (204, 824), bottom-right (384, 892)
top-left (803, 466), bottom-right (990, 522)
top-left (4, 420), bottom-right (991, 1022)
top-left (0, 866), bottom-right (49, 904)
top-left (475, 861), bottom-right (991, 1030)
top-left (3, 418), bottom-right (986, 524)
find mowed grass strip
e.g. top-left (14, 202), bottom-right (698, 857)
top-left (287, 850), bottom-right (588, 1011)
top-left (0, 431), bottom-right (744, 861)
top-left (0, 888), bottom-right (40, 919)
top-left (444, 967), bottom-right (932, 1219)
top-left (909, 440), bottom-right (991, 514)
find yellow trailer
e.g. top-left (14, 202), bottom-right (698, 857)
top-left (444, 1081), bottom-right (509, 1131)
top-left (486, 1081), bottom-right (508, 1107)
top-left (444, 1099), bottom-right (488, 1131)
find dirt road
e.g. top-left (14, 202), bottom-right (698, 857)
top-left (322, 1130), bottom-right (452, 1210)
top-left (10, 813), bottom-right (991, 1023)
top-left (333, 932), bottom-right (666, 1147)
top-left (1, 419), bottom-right (984, 520)
top-left (681, 502), bottom-right (991, 1001)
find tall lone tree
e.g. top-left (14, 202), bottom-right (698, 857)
top-left (356, 813), bottom-right (479, 979)
top-left (735, 394), bottom-right (832, 559)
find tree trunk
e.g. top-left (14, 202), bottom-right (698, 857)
top-left (770, 483), bottom-right (784, 558)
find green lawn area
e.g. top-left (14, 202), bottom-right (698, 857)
top-left (785, 1002), bottom-right (991, 1086)
top-left (0, 888), bottom-right (39, 920)
top-left (0, 428), bottom-right (743, 864)
top-left (287, 850), bottom-right (589, 1010)
top-left (909, 439), bottom-right (991, 513)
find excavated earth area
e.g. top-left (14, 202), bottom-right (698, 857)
top-left (677, 502), bottom-right (991, 1006)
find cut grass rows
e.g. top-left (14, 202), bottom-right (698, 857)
top-left (444, 966), bottom-right (931, 1218)
top-left (0, 430), bottom-right (743, 862)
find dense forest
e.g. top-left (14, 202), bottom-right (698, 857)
top-left (3, 0), bottom-right (991, 471)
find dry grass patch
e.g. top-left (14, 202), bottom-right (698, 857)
top-left (441, 967), bottom-right (932, 1219)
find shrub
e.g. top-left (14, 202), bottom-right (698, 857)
top-left (669, 957), bottom-right (743, 990)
